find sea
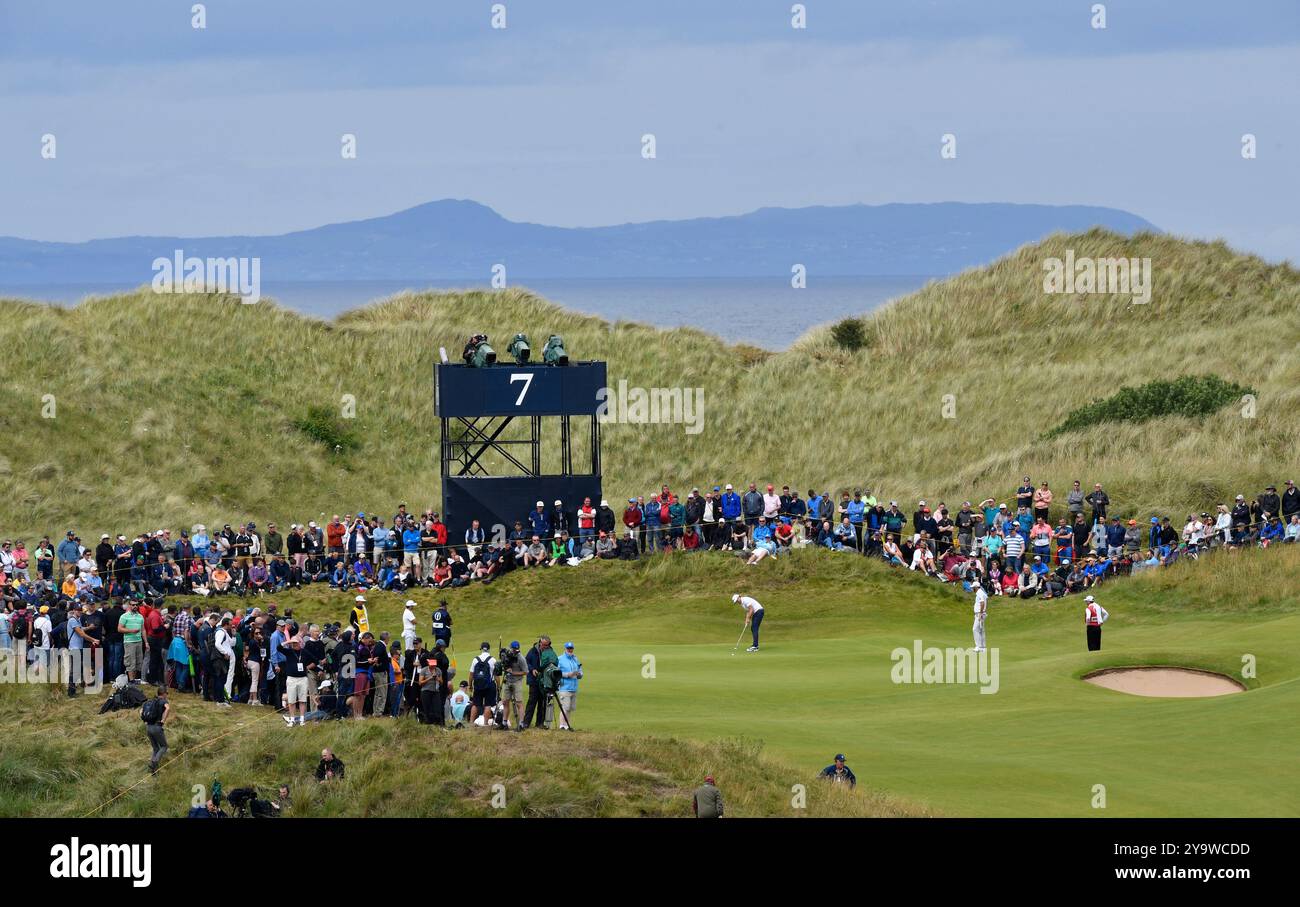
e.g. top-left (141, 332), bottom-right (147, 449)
top-left (0, 275), bottom-right (933, 349)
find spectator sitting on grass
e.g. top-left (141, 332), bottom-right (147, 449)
top-left (618, 530), bottom-right (639, 560)
top-left (523, 535), bottom-right (547, 568)
top-left (1017, 564), bottom-right (1040, 598)
top-left (745, 536), bottom-right (777, 565)
top-left (315, 748), bottom-right (345, 781)
top-left (909, 541), bottom-right (937, 576)
top-left (1000, 564), bottom-right (1020, 596)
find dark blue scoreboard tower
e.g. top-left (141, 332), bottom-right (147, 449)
top-left (436, 360), bottom-right (606, 545)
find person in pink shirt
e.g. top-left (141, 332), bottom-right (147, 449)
top-left (1032, 482), bottom-right (1053, 521)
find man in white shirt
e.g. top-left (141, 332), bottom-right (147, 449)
top-left (469, 642), bottom-right (498, 723)
top-left (972, 583), bottom-right (988, 652)
top-left (33, 606), bottom-right (54, 668)
top-left (1084, 595), bottom-right (1109, 651)
top-left (732, 593), bottom-right (764, 652)
top-left (401, 600), bottom-right (417, 652)
top-left (762, 485), bottom-right (781, 521)
top-left (215, 615), bottom-right (236, 703)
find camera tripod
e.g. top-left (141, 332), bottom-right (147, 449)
top-left (544, 687), bottom-right (573, 730)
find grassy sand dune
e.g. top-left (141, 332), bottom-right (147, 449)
top-left (2, 230), bottom-right (1298, 538)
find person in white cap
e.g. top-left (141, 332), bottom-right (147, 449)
top-left (350, 595), bottom-right (369, 635)
top-left (401, 600), bottom-right (418, 651)
top-left (972, 580), bottom-right (988, 652)
top-left (732, 593), bottom-right (764, 651)
top-left (1084, 595), bottom-right (1109, 651)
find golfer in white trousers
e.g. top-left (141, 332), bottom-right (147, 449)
top-left (401, 600), bottom-right (418, 651)
top-left (972, 583), bottom-right (988, 652)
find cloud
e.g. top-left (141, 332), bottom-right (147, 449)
top-left (0, 18), bottom-right (1295, 262)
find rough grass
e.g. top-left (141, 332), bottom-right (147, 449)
top-left (1, 229), bottom-right (1297, 542)
top-left (0, 691), bottom-right (911, 818)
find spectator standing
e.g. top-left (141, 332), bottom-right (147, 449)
top-left (142, 687), bottom-right (170, 774)
top-left (556, 641), bottom-right (582, 731)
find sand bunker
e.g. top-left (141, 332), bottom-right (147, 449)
top-left (1083, 667), bottom-right (1245, 698)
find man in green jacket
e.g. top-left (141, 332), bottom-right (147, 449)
top-left (536, 635), bottom-right (560, 728)
top-left (693, 775), bottom-right (723, 818)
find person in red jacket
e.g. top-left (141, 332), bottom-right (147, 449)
top-left (622, 498), bottom-right (643, 549)
top-left (326, 517), bottom-right (346, 555)
top-left (430, 515), bottom-right (448, 548)
top-left (577, 497), bottom-right (597, 541)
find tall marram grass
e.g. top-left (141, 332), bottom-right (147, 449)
top-left (1, 228), bottom-right (1298, 538)
top-left (0, 682), bottom-right (925, 818)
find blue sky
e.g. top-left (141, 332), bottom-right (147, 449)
top-left (1, 0), bottom-right (1297, 261)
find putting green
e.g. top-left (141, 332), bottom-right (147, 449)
top-left (554, 603), bottom-right (1300, 816)
top-left (98, 545), bottom-right (1300, 818)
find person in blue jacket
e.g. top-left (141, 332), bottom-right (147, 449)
top-left (526, 501), bottom-right (551, 538)
top-left (1260, 516), bottom-right (1284, 545)
top-left (401, 523), bottom-right (422, 581)
top-left (1105, 518), bottom-right (1127, 556)
top-left (720, 484), bottom-right (742, 547)
top-left (846, 493), bottom-right (866, 549)
top-left (57, 531), bottom-right (80, 578)
top-left (820, 754), bottom-right (857, 788)
top-left (556, 641), bottom-right (583, 731)
top-left (642, 494), bottom-right (662, 552)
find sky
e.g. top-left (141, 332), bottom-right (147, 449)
top-left (1, 0), bottom-right (1297, 262)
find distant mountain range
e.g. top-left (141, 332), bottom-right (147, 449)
top-left (0, 200), bottom-right (1159, 283)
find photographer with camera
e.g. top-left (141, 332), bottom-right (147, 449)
top-left (500, 640), bottom-right (528, 730)
top-left (415, 648), bottom-right (444, 726)
top-left (534, 635), bottom-right (560, 729)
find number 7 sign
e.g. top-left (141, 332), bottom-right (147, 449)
top-left (510, 372), bottom-right (533, 405)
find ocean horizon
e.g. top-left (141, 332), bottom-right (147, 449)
top-left (0, 275), bottom-right (934, 349)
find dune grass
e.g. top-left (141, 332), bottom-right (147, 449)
top-left (2, 230), bottom-right (1298, 541)
top-left (0, 683), bottom-right (907, 818)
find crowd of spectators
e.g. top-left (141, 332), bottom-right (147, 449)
top-left (3, 478), bottom-right (1297, 625)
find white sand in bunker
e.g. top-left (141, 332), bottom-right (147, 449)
top-left (1083, 667), bottom-right (1245, 698)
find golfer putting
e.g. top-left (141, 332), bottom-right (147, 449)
top-left (732, 593), bottom-right (764, 652)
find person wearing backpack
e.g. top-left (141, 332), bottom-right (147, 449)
top-left (468, 642), bottom-right (498, 724)
top-left (9, 605), bottom-right (28, 648)
top-left (142, 687), bottom-right (171, 774)
top-left (32, 605), bottom-right (54, 669)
